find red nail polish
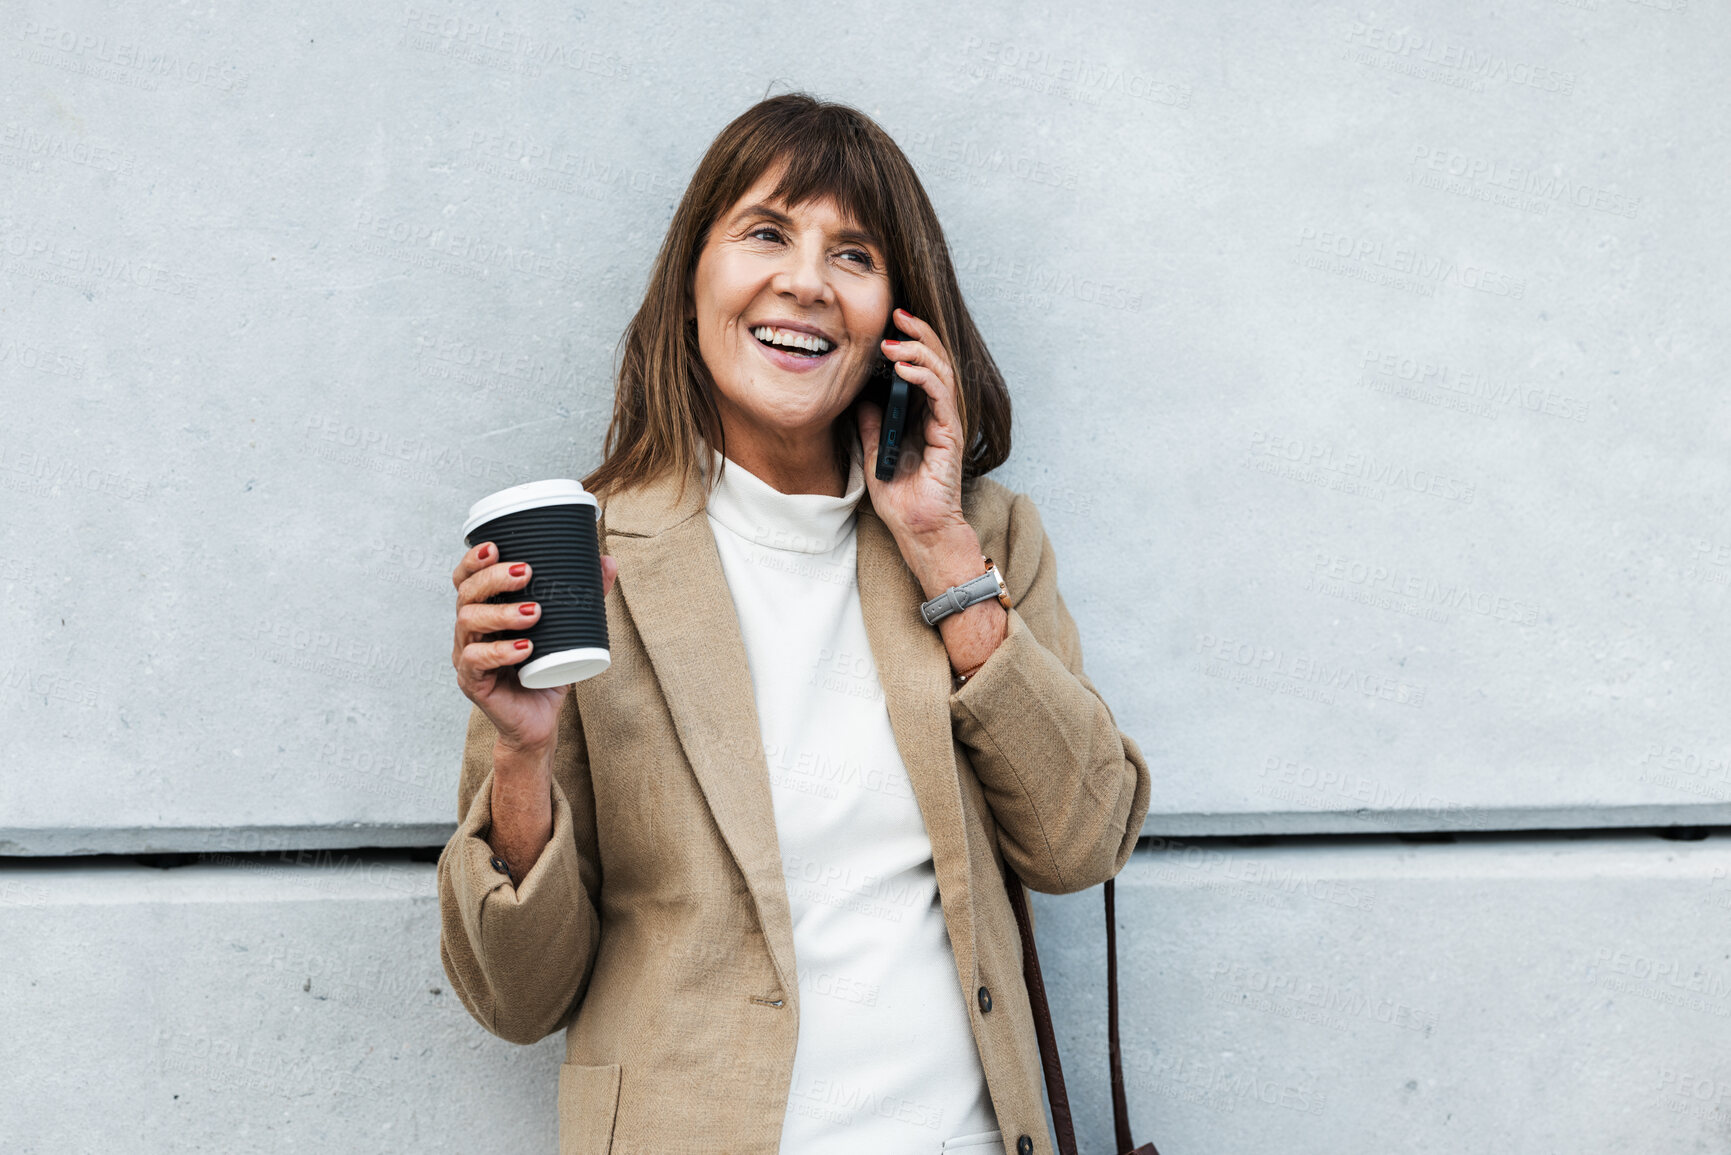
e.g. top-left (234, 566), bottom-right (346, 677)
top-left (478, 544), bottom-right (491, 560)
top-left (519, 603), bottom-right (537, 616)
top-left (883, 339), bottom-right (899, 345)
top-left (513, 639), bottom-right (530, 650)
top-left (509, 563), bottom-right (526, 576)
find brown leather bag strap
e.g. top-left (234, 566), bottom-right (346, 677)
top-left (1106, 878), bottom-right (1159, 1154)
top-left (1004, 866), bottom-right (1159, 1155)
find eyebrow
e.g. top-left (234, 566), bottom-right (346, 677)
top-left (731, 203), bottom-right (882, 251)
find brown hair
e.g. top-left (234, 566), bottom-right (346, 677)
top-left (579, 91), bottom-right (1012, 509)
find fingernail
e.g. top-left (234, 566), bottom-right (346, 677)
top-left (519, 603), bottom-right (537, 616)
top-left (883, 339), bottom-right (899, 345)
top-left (478, 544), bottom-right (491, 560)
top-left (509, 563), bottom-right (526, 576)
top-left (513, 639), bottom-right (530, 650)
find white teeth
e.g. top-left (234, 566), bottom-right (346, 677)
top-left (752, 325), bottom-right (832, 354)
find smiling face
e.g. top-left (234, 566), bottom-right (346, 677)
top-left (688, 161), bottom-right (893, 488)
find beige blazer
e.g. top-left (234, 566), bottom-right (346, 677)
top-left (437, 453), bottom-right (1151, 1155)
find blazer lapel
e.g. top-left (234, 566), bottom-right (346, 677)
top-left (601, 456), bottom-right (975, 1001)
top-left (603, 460), bottom-right (800, 1000)
top-left (855, 499), bottom-right (976, 985)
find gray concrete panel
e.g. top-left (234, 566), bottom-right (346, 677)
top-left (1037, 834), bottom-right (1731, 1153)
top-left (2, 6), bottom-right (1725, 843)
top-left (6, 838), bottom-right (1725, 1151)
top-left (0, 856), bottom-right (560, 1154)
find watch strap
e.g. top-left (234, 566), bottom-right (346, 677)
top-left (921, 562), bottom-right (1009, 627)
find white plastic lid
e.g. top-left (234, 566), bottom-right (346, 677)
top-left (519, 646), bottom-right (611, 688)
top-left (464, 478), bottom-right (598, 540)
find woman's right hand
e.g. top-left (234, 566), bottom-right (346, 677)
top-left (451, 541), bottom-right (618, 754)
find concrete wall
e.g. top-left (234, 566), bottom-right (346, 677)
top-left (4, 0), bottom-right (1723, 1150)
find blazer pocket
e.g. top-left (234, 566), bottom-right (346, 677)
top-left (558, 1061), bottom-right (622, 1155)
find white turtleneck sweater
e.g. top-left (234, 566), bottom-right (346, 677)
top-left (699, 438), bottom-right (1003, 1155)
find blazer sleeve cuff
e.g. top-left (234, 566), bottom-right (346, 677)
top-left (949, 601), bottom-right (1031, 706)
top-left (948, 602), bottom-right (1148, 892)
top-left (949, 605), bottom-right (1112, 800)
top-left (450, 768), bottom-right (587, 972)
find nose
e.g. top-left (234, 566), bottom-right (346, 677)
top-left (773, 233), bottom-right (832, 306)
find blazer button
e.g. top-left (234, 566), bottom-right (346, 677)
top-left (1016, 1135), bottom-right (1033, 1154)
top-left (977, 985), bottom-right (993, 1013)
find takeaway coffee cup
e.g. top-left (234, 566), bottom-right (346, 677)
top-left (462, 479), bottom-right (610, 688)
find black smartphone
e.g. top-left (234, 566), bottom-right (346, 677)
top-left (862, 310), bottom-right (923, 482)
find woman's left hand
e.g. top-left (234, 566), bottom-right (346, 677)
top-left (859, 307), bottom-right (1006, 674)
top-left (857, 307), bottom-right (974, 558)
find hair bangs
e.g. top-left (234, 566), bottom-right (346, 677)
top-left (762, 130), bottom-right (893, 257)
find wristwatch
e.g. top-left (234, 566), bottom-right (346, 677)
top-left (920, 557), bottom-right (1012, 627)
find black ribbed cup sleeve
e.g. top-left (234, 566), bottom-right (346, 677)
top-left (464, 502), bottom-right (608, 659)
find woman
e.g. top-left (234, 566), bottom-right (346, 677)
top-left (439, 93), bottom-right (1150, 1155)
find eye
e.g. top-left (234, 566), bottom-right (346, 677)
top-left (842, 249), bottom-right (874, 269)
top-left (748, 226), bottom-right (785, 244)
